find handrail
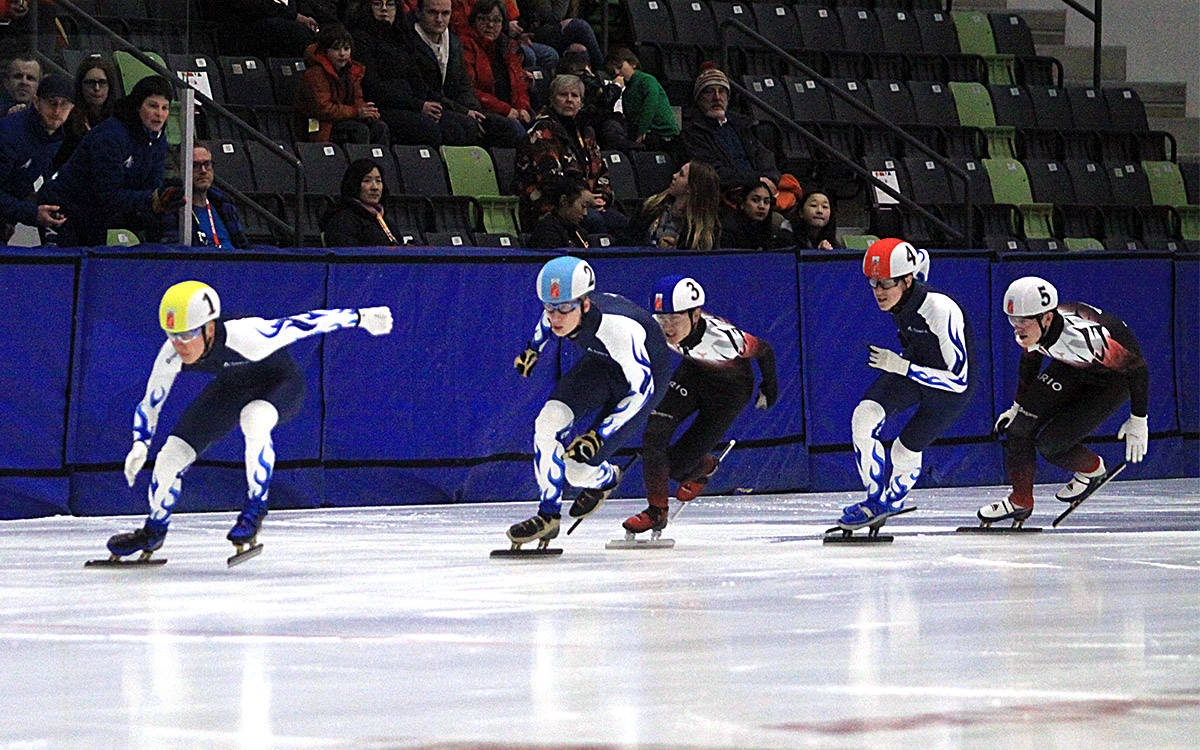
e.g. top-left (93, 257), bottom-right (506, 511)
top-left (29, 0), bottom-right (305, 247)
top-left (718, 17), bottom-right (972, 245)
top-left (1057, 0), bottom-right (1103, 90)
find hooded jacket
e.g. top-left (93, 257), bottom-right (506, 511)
top-left (0, 105), bottom-right (65, 228)
top-left (296, 43), bottom-right (368, 142)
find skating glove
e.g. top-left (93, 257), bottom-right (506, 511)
top-left (565, 430), bottom-right (602, 462)
top-left (357, 306), bottom-right (393, 336)
top-left (514, 346), bottom-right (538, 377)
top-left (993, 402), bottom-right (1020, 435)
top-left (1117, 414), bottom-right (1148, 463)
top-left (124, 441), bottom-right (148, 487)
top-left (867, 345), bottom-right (909, 376)
top-left (150, 186), bottom-right (185, 214)
top-left (756, 379), bottom-right (778, 410)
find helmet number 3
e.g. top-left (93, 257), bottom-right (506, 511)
top-left (685, 280), bottom-right (701, 301)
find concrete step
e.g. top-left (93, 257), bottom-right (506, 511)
top-left (1148, 116), bottom-right (1200, 161)
top-left (1016, 8), bottom-right (1067, 47)
top-left (1037, 43), bottom-right (1126, 84)
top-left (1127, 82), bottom-right (1189, 119)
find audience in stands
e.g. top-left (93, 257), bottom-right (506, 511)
top-left (515, 0), bottom-right (603, 71)
top-left (776, 178), bottom-right (838, 250)
top-left (1, 54), bottom-right (39, 117)
top-left (38, 76), bottom-right (181, 246)
top-left (321, 158), bottom-right (401, 246)
top-left (526, 174), bottom-right (590, 248)
top-left (460, 0), bottom-right (533, 128)
top-left (210, 0), bottom-right (319, 59)
top-left (0, 72), bottom-right (72, 243)
top-left (156, 145), bottom-right (247, 248)
top-left (605, 47), bottom-right (678, 152)
top-left (53, 56), bottom-right (115, 170)
top-left (450, 0), bottom-right (557, 75)
top-left (630, 160), bottom-right (720, 251)
top-left (296, 25), bottom-right (389, 145)
top-left (681, 62), bottom-right (778, 189)
top-left (0, 3), bottom-right (56, 60)
top-left (720, 176), bottom-right (792, 250)
top-left (400, 0), bottom-right (522, 147)
top-left (555, 48), bottom-right (630, 151)
top-left (515, 74), bottom-right (623, 235)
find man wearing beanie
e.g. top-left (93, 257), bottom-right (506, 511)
top-left (0, 72), bottom-right (74, 243)
top-left (681, 61), bottom-right (779, 189)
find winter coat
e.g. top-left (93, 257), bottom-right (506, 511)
top-left (320, 198), bottom-right (396, 247)
top-left (0, 105), bottom-right (65, 228)
top-left (526, 210), bottom-right (588, 248)
top-left (680, 108), bottom-right (779, 188)
top-left (398, 18), bottom-right (481, 114)
top-left (460, 27), bottom-right (530, 117)
top-left (296, 44), bottom-right (368, 142)
top-left (155, 187), bottom-right (248, 248)
top-left (515, 110), bottom-right (610, 227)
top-left (352, 17), bottom-right (424, 113)
top-left (621, 69), bottom-right (678, 139)
top-left (719, 208), bottom-right (792, 250)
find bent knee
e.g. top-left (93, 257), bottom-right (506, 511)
top-left (535, 400), bottom-right (574, 440)
top-left (240, 400), bottom-right (279, 439)
top-left (851, 400), bottom-right (886, 440)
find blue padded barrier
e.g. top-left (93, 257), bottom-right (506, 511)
top-left (1175, 256), bottom-right (1198, 436)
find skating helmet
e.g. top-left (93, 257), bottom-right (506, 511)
top-left (537, 256), bottom-right (595, 304)
top-left (650, 274), bottom-right (705, 314)
top-left (159, 280), bottom-right (220, 334)
top-left (1003, 276), bottom-right (1058, 317)
top-left (863, 238), bottom-right (925, 281)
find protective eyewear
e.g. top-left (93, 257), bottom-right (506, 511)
top-left (168, 327), bottom-right (203, 343)
top-left (1007, 314), bottom-right (1040, 327)
top-left (544, 300), bottom-right (581, 314)
top-left (867, 277), bottom-right (903, 289)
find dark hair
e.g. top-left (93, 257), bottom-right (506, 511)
top-left (468, 0), bottom-right (508, 25)
top-left (340, 158), bottom-right (388, 202)
top-left (604, 47), bottom-right (639, 74)
top-left (555, 49), bottom-right (590, 76)
top-left (317, 23), bottom-right (354, 52)
top-left (114, 75), bottom-right (173, 128)
top-left (546, 175), bottom-right (590, 210)
top-left (797, 186), bottom-right (838, 248)
top-left (72, 56), bottom-right (116, 113)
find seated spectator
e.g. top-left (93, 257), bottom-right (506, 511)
top-left (460, 0), bottom-right (533, 128)
top-left (606, 48), bottom-right (677, 152)
top-left (296, 25), bottom-right (390, 145)
top-left (630, 160), bottom-right (720, 251)
top-left (777, 179), bottom-right (838, 249)
top-left (209, 0), bottom-right (319, 59)
top-left (0, 54), bottom-right (39, 118)
top-left (720, 177), bottom-right (792, 250)
top-left (555, 48), bottom-right (631, 151)
top-left (516, 0), bottom-right (603, 71)
top-left (526, 174), bottom-right (590, 248)
top-left (515, 73), bottom-right (624, 235)
top-left (400, 0), bottom-right (522, 147)
top-left (156, 146), bottom-right (248, 248)
top-left (52, 56), bottom-right (116, 170)
top-left (38, 76), bottom-right (182, 246)
top-left (449, 0), bottom-right (557, 74)
top-left (0, 72), bottom-right (72, 243)
top-left (681, 62), bottom-right (778, 188)
top-left (320, 158), bottom-right (401, 246)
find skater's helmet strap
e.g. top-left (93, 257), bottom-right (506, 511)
top-left (1003, 276), bottom-right (1058, 317)
top-left (537, 256), bottom-right (595, 304)
top-left (650, 274), bottom-right (705, 314)
top-left (863, 238), bottom-right (925, 281)
top-left (160, 281), bottom-right (220, 333)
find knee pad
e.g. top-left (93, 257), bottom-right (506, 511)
top-left (155, 435), bottom-right (197, 479)
top-left (535, 400), bottom-right (574, 442)
top-left (564, 458), bottom-right (608, 489)
top-left (851, 400), bottom-right (886, 442)
top-left (240, 400), bottom-right (279, 441)
top-left (889, 438), bottom-right (922, 476)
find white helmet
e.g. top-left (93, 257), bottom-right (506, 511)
top-left (159, 280), bottom-right (220, 333)
top-left (537, 256), bottom-right (595, 304)
top-left (650, 274), bottom-right (705, 313)
top-left (1003, 276), bottom-right (1058, 317)
top-left (863, 238), bottom-right (927, 281)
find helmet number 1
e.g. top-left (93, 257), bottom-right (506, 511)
top-left (203, 293), bottom-right (215, 315)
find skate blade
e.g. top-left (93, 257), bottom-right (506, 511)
top-left (227, 543), bottom-right (263, 567)
top-left (605, 538), bottom-right (675, 550)
top-left (823, 533), bottom-right (893, 544)
top-left (490, 547), bottom-right (563, 558)
top-left (957, 526), bottom-right (1043, 534)
top-left (85, 557), bottom-right (167, 567)
top-left (1052, 462), bottom-right (1127, 528)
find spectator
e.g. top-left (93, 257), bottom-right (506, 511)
top-left (516, 0), bottom-right (603, 71)
top-left (209, 0), bottom-right (319, 59)
top-left (0, 54), bottom-right (39, 117)
top-left (296, 24), bottom-right (389, 145)
top-left (399, 0), bottom-right (521, 147)
top-left (52, 56), bottom-right (116, 170)
top-left (526, 174), bottom-right (590, 248)
top-left (449, 0), bottom-right (557, 74)
top-left (605, 47), bottom-right (678, 152)
top-left (0, 4), bottom-right (57, 60)
top-left (0, 72), bottom-right (72, 243)
top-left (515, 73), bottom-right (624, 235)
top-left (556, 48), bottom-right (630, 151)
top-left (38, 75), bottom-right (182, 246)
top-left (720, 177), bottom-right (792, 250)
top-left (156, 146), bottom-right (248, 248)
top-left (460, 0), bottom-right (533, 128)
top-left (630, 160), bottom-right (720, 250)
top-left (777, 179), bottom-right (838, 249)
top-left (320, 157), bottom-right (402, 246)
top-left (681, 62), bottom-right (778, 188)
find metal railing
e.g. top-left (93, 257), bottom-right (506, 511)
top-left (1057, 0), bottom-right (1104, 90)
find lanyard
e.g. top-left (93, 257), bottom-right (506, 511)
top-left (374, 211), bottom-right (398, 245)
top-left (202, 201), bottom-right (221, 247)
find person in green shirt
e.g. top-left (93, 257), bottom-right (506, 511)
top-left (606, 47), bottom-right (678, 151)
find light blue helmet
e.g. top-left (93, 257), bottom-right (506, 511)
top-left (537, 256), bottom-right (595, 304)
top-left (650, 274), bottom-right (705, 314)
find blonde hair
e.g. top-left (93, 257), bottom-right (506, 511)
top-left (642, 162), bottom-right (721, 250)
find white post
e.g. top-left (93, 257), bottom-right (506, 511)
top-left (179, 88), bottom-right (196, 246)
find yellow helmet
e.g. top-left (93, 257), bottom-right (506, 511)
top-left (159, 281), bottom-right (221, 333)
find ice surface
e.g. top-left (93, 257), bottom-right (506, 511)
top-left (1, 478), bottom-right (1197, 749)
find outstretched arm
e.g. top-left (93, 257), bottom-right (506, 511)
top-left (224, 307), bottom-right (391, 361)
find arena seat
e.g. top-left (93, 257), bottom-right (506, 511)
top-left (294, 142), bottom-right (348, 197)
top-left (440, 146), bottom-right (520, 235)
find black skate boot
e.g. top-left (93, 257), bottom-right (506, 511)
top-left (569, 465), bottom-right (623, 519)
top-left (86, 519), bottom-right (169, 566)
top-left (226, 499), bottom-right (267, 566)
top-left (506, 511), bottom-right (561, 546)
top-left (623, 504), bottom-right (668, 534)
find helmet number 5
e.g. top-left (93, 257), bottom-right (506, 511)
top-left (1038, 286), bottom-right (1051, 307)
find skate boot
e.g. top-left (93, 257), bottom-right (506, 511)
top-left (677, 453), bottom-right (719, 503)
top-left (507, 511), bottom-right (561, 548)
top-left (105, 518), bottom-right (169, 560)
top-left (623, 504), bottom-right (668, 534)
top-left (568, 465), bottom-right (623, 519)
top-left (226, 500), bottom-right (267, 566)
top-left (837, 496), bottom-right (905, 530)
top-left (1056, 459), bottom-right (1107, 503)
top-left (977, 495), bottom-right (1034, 526)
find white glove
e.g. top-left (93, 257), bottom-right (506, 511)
top-left (867, 345), bottom-right (909, 376)
top-left (1117, 414), bottom-right (1148, 463)
top-left (124, 441), bottom-right (148, 487)
top-left (756, 391), bottom-right (769, 410)
top-left (358, 306), bottom-right (393, 336)
top-left (993, 402), bottom-right (1020, 435)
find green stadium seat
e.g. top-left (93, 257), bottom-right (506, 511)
top-left (952, 10), bottom-right (1015, 84)
top-left (440, 146), bottom-right (520, 235)
top-left (983, 157), bottom-right (1054, 240)
top-left (950, 81), bottom-right (1015, 159)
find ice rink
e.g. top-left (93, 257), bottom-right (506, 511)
top-left (2, 478), bottom-right (1198, 750)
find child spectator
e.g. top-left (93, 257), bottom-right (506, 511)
top-left (776, 178), bottom-right (838, 249)
top-left (296, 25), bottom-right (389, 145)
top-left (606, 47), bottom-right (678, 151)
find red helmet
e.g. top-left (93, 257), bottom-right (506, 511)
top-left (863, 238), bottom-right (927, 281)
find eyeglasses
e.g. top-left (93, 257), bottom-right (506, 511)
top-left (544, 301), bottom-right (581, 314)
top-left (82, 78), bottom-right (108, 87)
top-left (867, 277), bottom-right (903, 289)
top-left (193, 160), bottom-right (213, 171)
top-left (168, 327), bottom-right (203, 342)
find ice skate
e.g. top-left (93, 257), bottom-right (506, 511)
top-left (608, 505), bottom-right (674, 549)
top-left (961, 496), bottom-right (1040, 533)
top-left (226, 500), bottom-right (266, 567)
top-left (86, 519), bottom-right (169, 567)
top-left (492, 511), bottom-right (564, 557)
top-left (671, 441), bottom-right (736, 522)
top-left (1053, 461), bottom-right (1127, 527)
top-left (823, 497), bottom-right (915, 544)
top-left (569, 465), bottom-right (623, 519)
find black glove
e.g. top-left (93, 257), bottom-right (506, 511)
top-left (151, 186), bottom-right (185, 214)
top-left (757, 379), bottom-right (778, 410)
top-left (565, 430), bottom-right (602, 462)
top-left (514, 346), bottom-right (538, 377)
